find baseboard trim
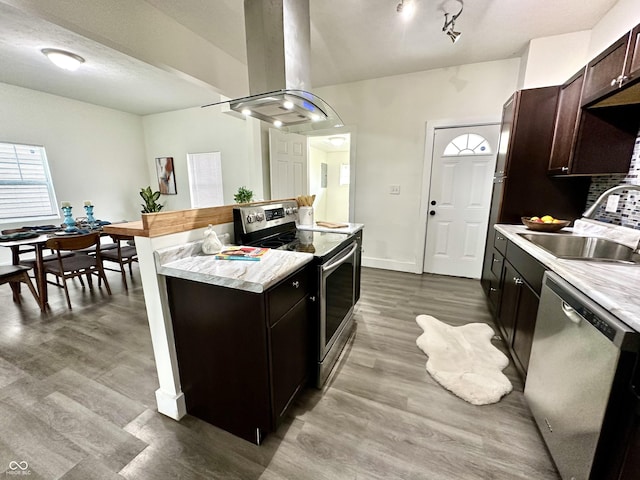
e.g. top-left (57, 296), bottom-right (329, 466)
top-left (155, 388), bottom-right (186, 420)
top-left (362, 256), bottom-right (421, 274)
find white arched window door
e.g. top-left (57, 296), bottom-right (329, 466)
top-left (423, 125), bottom-right (499, 278)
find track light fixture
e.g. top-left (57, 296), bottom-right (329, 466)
top-left (442, 1), bottom-right (463, 43)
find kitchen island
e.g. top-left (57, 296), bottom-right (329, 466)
top-left (155, 240), bottom-right (315, 444)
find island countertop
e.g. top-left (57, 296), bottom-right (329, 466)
top-left (297, 222), bottom-right (363, 235)
top-left (495, 224), bottom-right (640, 332)
top-left (154, 241), bottom-right (314, 293)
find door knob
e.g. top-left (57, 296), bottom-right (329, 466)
top-left (429, 210), bottom-right (436, 216)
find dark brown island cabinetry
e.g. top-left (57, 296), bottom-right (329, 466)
top-left (481, 87), bottom-right (589, 302)
top-left (548, 67), bottom-right (640, 176)
top-left (582, 25), bottom-right (640, 107)
top-left (166, 265), bottom-right (311, 444)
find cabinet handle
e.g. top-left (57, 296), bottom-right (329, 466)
top-left (309, 296), bottom-right (316, 302)
top-left (490, 287), bottom-right (497, 292)
top-left (493, 258), bottom-right (501, 263)
top-left (611, 78), bottom-right (618, 87)
top-left (514, 277), bottom-right (523, 285)
top-left (561, 166), bottom-right (568, 173)
top-left (292, 281), bottom-right (300, 288)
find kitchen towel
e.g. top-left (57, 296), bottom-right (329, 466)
top-left (415, 315), bottom-right (512, 405)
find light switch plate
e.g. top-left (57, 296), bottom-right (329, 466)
top-left (389, 184), bottom-right (401, 195)
top-left (605, 194), bottom-right (620, 213)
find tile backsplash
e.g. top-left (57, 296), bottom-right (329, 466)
top-left (587, 134), bottom-right (640, 230)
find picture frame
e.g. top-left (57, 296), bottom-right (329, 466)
top-left (156, 156), bottom-right (177, 195)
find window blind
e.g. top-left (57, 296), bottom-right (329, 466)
top-left (187, 152), bottom-right (224, 208)
top-left (0, 142), bottom-right (58, 222)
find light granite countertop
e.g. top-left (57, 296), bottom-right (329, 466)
top-left (495, 224), bottom-right (640, 332)
top-left (297, 223), bottom-right (364, 235)
top-left (154, 240), bottom-right (314, 293)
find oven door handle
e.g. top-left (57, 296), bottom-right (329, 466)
top-left (322, 242), bottom-right (358, 274)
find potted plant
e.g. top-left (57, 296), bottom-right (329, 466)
top-left (140, 186), bottom-right (164, 213)
top-left (234, 186), bottom-right (254, 204)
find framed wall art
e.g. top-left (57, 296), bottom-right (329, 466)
top-left (156, 156), bottom-right (177, 195)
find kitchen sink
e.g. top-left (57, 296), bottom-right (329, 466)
top-left (519, 233), bottom-right (640, 264)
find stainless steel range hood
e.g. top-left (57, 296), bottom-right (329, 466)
top-left (203, 0), bottom-right (343, 133)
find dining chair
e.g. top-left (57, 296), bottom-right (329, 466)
top-left (43, 232), bottom-right (111, 309)
top-left (0, 264), bottom-right (41, 309)
top-left (101, 234), bottom-right (138, 290)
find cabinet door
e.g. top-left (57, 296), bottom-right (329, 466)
top-left (270, 296), bottom-right (309, 423)
top-left (549, 69), bottom-right (584, 174)
top-left (498, 261), bottom-right (520, 346)
top-left (511, 281), bottom-right (539, 374)
top-left (626, 24), bottom-right (640, 82)
top-left (582, 32), bottom-right (631, 106)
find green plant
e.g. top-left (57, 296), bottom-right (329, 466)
top-left (234, 186), bottom-right (254, 204)
top-left (140, 186), bottom-right (164, 213)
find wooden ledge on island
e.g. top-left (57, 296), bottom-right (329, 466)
top-left (103, 198), bottom-right (296, 238)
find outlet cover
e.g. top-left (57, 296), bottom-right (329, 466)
top-left (389, 184), bottom-right (401, 195)
top-left (605, 194), bottom-right (620, 213)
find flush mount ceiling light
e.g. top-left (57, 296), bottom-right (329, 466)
top-left (328, 136), bottom-right (346, 147)
top-left (396, 0), bottom-right (415, 20)
top-left (442, 1), bottom-right (463, 43)
top-left (41, 48), bottom-right (85, 71)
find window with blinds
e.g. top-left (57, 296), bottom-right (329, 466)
top-left (0, 142), bottom-right (58, 223)
top-left (186, 152), bottom-right (224, 208)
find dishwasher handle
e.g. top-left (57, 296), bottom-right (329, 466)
top-left (562, 302), bottom-right (583, 324)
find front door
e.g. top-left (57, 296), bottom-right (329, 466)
top-left (423, 125), bottom-right (499, 278)
top-left (269, 129), bottom-right (308, 200)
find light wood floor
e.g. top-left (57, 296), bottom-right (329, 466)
top-left (0, 266), bottom-right (559, 479)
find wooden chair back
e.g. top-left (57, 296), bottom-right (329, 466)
top-left (45, 232), bottom-right (102, 252)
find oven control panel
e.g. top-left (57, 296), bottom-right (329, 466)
top-left (234, 200), bottom-right (298, 235)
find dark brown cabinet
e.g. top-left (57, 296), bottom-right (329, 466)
top-left (582, 32), bottom-right (633, 105)
top-left (582, 25), bottom-right (640, 107)
top-left (481, 87), bottom-right (590, 301)
top-left (548, 67), bottom-right (639, 176)
top-left (166, 265), bottom-right (311, 444)
top-left (491, 235), bottom-right (546, 378)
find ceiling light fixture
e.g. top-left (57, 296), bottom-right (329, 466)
top-left (328, 136), bottom-right (346, 147)
top-left (396, 0), bottom-right (415, 20)
top-left (442, 1), bottom-right (463, 44)
top-left (41, 48), bottom-right (85, 71)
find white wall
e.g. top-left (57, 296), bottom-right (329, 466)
top-left (142, 107), bottom-right (265, 209)
top-left (518, 31), bottom-right (592, 89)
top-left (309, 146), bottom-right (328, 221)
top-left (589, 0), bottom-right (640, 58)
top-left (0, 81), bottom-right (148, 263)
top-left (324, 150), bottom-right (349, 223)
top-left (317, 58), bottom-right (520, 272)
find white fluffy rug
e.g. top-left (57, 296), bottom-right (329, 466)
top-left (415, 314), bottom-right (512, 405)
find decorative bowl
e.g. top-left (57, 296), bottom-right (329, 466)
top-left (521, 217), bottom-right (571, 232)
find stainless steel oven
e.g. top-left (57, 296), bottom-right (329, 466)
top-left (318, 240), bottom-right (357, 387)
top-left (233, 200), bottom-right (358, 388)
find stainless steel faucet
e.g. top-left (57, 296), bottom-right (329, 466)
top-left (582, 184), bottom-right (640, 218)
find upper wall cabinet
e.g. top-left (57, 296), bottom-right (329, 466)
top-left (583, 24), bottom-right (640, 108)
top-left (549, 68), bottom-right (639, 176)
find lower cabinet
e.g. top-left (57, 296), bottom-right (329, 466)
top-left (486, 234), bottom-right (546, 378)
top-left (166, 265), bottom-right (311, 444)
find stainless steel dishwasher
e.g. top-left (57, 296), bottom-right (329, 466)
top-left (525, 271), bottom-right (639, 480)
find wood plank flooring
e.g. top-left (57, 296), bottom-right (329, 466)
top-left (0, 266), bottom-right (559, 479)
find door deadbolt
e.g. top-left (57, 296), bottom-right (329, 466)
top-left (430, 200), bottom-right (436, 206)
top-left (429, 210), bottom-right (436, 216)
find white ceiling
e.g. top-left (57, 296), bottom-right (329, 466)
top-left (0, 0), bottom-right (620, 115)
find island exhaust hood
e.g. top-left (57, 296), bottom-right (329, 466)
top-left (203, 0), bottom-right (343, 133)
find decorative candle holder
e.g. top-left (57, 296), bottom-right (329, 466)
top-left (84, 204), bottom-right (96, 229)
top-left (61, 205), bottom-right (77, 232)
